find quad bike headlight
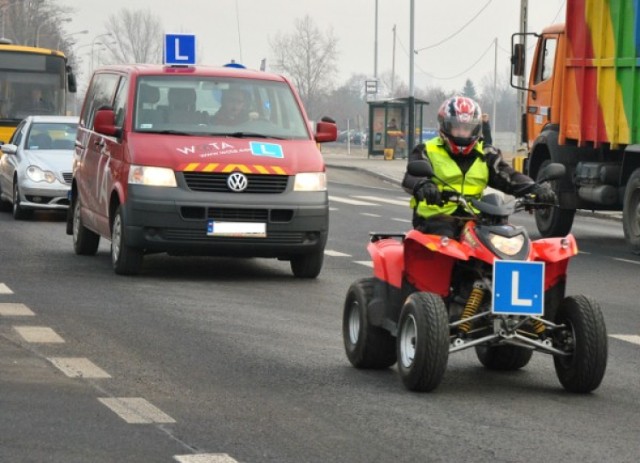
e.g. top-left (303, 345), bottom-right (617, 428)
top-left (488, 232), bottom-right (525, 256)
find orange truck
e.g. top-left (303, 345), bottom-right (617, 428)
top-left (512, 0), bottom-right (640, 251)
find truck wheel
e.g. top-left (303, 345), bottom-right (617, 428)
top-left (397, 292), bottom-right (449, 392)
top-left (343, 278), bottom-right (396, 369)
top-left (622, 168), bottom-right (640, 252)
top-left (535, 160), bottom-right (575, 237)
top-left (475, 345), bottom-right (533, 370)
top-left (111, 205), bottom-right (143, 275)
top-left (72, 195), bottom-right (100, 255)
top-left (290, 249), bottom-right (324, 279)
top-left (553, 295), bottom-right (608, 393)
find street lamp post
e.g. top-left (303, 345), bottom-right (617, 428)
top-left (57, 29), bottom-right (89, 50)
top-left (91, 33), bottom-right (113, 74)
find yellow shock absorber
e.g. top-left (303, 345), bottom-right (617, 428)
top-left (458, 285), bottom-right (484, 334)
top-left (531, 317), bottom-right (546, 336)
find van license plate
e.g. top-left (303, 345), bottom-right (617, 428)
top-left (207, 221), bottom-right (267, 238)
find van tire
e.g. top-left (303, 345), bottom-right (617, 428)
top-left (73, 196), bottom-right (100, 255)
top-left (111, 205), bottom-right (143, 275)
top-left (290, 249), bottom-right (324, 278)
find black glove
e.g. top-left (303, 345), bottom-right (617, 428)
top-left (413, 179), bottom-right (441, 205)
top-left (532, 184), bottom-right (557, 204)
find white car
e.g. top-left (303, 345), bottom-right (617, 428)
top-left (0, 115), bottom-right (78, 219)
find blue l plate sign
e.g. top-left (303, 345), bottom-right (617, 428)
top-left (492, 260), bottom-right (545, 316)
top-left (164, 34), bottom-right (196, 65)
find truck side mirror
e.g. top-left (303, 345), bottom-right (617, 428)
top-left (512, 43), bottom-right (525, 77)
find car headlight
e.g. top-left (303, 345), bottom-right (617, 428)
top-left (128, 165), bottom-right (177, 187)
top-left (26, 165), bottom-right (56, 183)
top-left (488, 233), bottom-right (525, 256)
top-left (293, 172), bottom-right (326, 191)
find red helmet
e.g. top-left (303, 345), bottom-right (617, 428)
top-left (437, 96), bottom-right (482, 155)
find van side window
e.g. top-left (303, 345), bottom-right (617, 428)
top-left (81, 73), bottom-right (120, 129)
top-left (112, 77), bottom-right (128, 128)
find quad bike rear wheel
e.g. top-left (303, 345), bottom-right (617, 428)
top-left (343, 278), bottom-right (396, 369)
top-left (475, 344), bottom-right (533, 371)
top-left (553, 295), bottom-right (608, 393)
top-left (397, 292), bottom-right (449, 392)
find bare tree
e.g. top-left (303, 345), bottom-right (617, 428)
top-left (269, 15), bottom-right (338, 120)
top-left (102, 8), bottom-right (163, 65)
top-left (3, 0), bottom-right (72, 48)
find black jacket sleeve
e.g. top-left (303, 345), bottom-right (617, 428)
top-left (483, 146), bottom-right (536, 197)
top-left (401, 143), bottom-right (433, 195)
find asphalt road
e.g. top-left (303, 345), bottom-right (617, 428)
top-left (1, 168), bottom-right (639, 463)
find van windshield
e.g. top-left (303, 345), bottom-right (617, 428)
top-left (133, 76), bottom-right (310, 139)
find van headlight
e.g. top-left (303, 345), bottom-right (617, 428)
top-left (27, 165), bottom-right (56, 183)
top-left (488, 233), bottom-right (525, 256)
top-left (128, 165), bottom-right (177, 187)
top-left (293, 172), bottom-right (326, 191)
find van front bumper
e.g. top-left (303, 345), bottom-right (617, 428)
top-left (122, 185), bottom-right (328, 258)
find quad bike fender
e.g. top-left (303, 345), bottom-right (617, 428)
top-left (368, 238), bottom-right (404, 289)
top-left (532, 234), bottom-right (578, 290)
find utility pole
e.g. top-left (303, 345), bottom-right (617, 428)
top-left (391, 24), bottom-right (396, 96)
top-left (517, 0), bottom-right (528, 148)
top-left (374, 0), bottom-right (378, 99)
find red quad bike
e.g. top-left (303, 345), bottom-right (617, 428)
top-left (342, 161), bottom-right (608, 393)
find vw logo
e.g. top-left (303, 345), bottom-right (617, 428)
top-left (227, 172), bottom-right (248, 192)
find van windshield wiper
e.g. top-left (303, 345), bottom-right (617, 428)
top-left (140, 129), bottom-right (194, 136)
top-left (223, 132), bottom-right (285, 140)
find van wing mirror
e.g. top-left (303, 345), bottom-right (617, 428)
top-left (315, 119), bottom-right (337, 143)
top-left (94, 108), bottom-right (119, 137)
top-left (512, 43), bottom-right (525, 77)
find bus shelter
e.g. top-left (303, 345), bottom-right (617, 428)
top-left (367, 97), bottom-right (429, 159)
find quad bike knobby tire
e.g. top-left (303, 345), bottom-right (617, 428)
top-left (343, 278), bottom-right (396, 369)
top-left (397, 292), bottom-right (449, 392)
top-left (553, 295), bottom-right (608, 393)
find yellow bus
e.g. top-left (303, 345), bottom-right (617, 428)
top-left (0, 39), bottom-right (77, 143)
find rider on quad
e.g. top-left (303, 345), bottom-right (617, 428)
top-left (402, 96), bottom-right (556, 237)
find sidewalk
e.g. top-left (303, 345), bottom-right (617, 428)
top-left (321, 143), bottom-right (623, 222)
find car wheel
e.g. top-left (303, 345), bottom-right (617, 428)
top-left (72, 195), bottom-right (100, 255)
top-left (290, 249), bottom-right (324, 279)
top-left (397, 292), bottom-right (449, 392)
top-left (111, 205), bottom-right (143, 275)
top-left (12, 181), bottom-right (30, 220)
top-left (475, 344), bottom-right (533, 371)
top-left (553, 295), bottom-right (608, 393)
top-left (534, 160), bottom-right (575, 237)
top-left (343, 278), bottom-right (396, 369)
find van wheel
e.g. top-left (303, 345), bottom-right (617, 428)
top-left (535, 160), bottom-right (575, 237)
top-left (73, 195), bottom-right (100, 255)
top-left (290, 249), bottom-right (324, 279)
top-left (111, 205), bottom-right (143, 275)
top-left (622, 168), bottom-right (640, 252)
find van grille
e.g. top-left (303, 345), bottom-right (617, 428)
top-left (182, 172), bottom-right (288, 193)
top-left (163, 229), bottom-right (306, 243)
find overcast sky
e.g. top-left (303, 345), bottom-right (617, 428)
top-left (62, 0), bottom-right (566, 95)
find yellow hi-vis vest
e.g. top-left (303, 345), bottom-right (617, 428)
top-left (411, 137), bottom-right (489, 219)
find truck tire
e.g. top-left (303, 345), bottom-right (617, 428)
top-left (622, 168), bottom-right (640, 252)
top-left (397, 292), bottom-right (449, 392)
top-left (343, 278), bottom-right (397, 369)
top-left (535, 160), bottom-right (575, 237)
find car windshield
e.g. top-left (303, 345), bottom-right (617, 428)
top-left (26, 122), bottom-right (77, 150)
top-left (133, 76), bottom-right (310, 140)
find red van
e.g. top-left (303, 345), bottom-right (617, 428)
top-left (67, 64), bottom-right (337, 277)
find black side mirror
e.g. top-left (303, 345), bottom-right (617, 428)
top-left (67, 66), bottom-right (77, 93)
top-left (512, 43), bottom-right (525, 77)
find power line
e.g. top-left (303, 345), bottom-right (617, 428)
top-left (414, 0), bottom-right (493, 53)
top-left (417, 40), bottom-right (496, 81)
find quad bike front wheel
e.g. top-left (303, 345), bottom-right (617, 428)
top-left (397, 292), bottom-right (449, 392)
top-left (342, 278), bottom-right (396, 369)
top-left (475, 344), bottom-right (533, 371)
top-left (553, 295), bottom-right (608, 393)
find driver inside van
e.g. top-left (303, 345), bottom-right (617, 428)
top-left (210, 88), bottom-right (251, 126)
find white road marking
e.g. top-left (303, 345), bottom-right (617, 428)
top-left (324, 250), bottom-right (351, 257)
top-left (391, 218), bottom-right (411, 223)
top-left (0, 303), bottom-right (35, 316)
top-left (174, 454), bottom-right (239, 463)
top-left (329, 195), bottom-right (377, 206)
top-left (361, 212), bottom-right (381, 217)
top-left (48, 357), bottom-right (111, 378)
top-left (14, 326), bottom-right (64, 343)
top-left (0, 283), bottom-right (13, 294)
top-left (98, 398), bottom-right (176, 424)
top-left (329, 207), bottom-right (339, 211)
top-left (610, 334), bottom-right (640, 346)
top-left (354, 261), bottom-right (373, 268)
top-left (613, 258), bottom-right (640, 265)
top-left (354, 195), bottom-right (409, 206)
